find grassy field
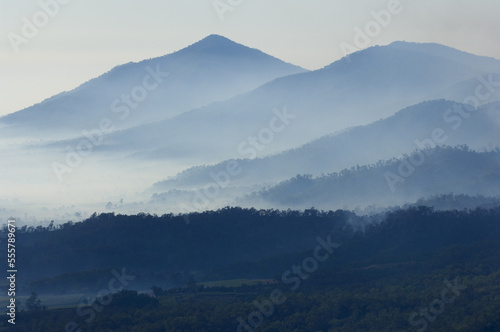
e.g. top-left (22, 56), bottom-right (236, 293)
top-left (0, 293), bottom-right (86, 311)
top-left (0, 278), bottom-right (276, 312)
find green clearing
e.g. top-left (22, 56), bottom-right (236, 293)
top-left (200, 278), bottom-right (263, 288)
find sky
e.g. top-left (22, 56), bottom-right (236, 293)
top-left (1, 0), bottom-right (500, 117)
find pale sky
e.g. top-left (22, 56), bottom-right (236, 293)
top-left (1, 0), bottom-right (499, 117)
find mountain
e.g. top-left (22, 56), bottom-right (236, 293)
top-left (0, 35), bottom-right (306, 140)
top-left (150, 100), bottom-right (500, 192)
top-left (241, 146), bottom-right (500, 210)
top-left (3, 40), bottom-right (500, 219)
top-left (387, 41), bottom-right (500, 72)
top-left (89, 42), bottom-right (500, 164)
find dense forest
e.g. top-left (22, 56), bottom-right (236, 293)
top-left (1, 205), bottom-right (499, 331)
top-left (2, 208), bottom-right (358, 293)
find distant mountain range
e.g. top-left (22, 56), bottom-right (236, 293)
top-left (87, 41), bottom-right (500, 164)
top-left (150, 100), bottom-right (500, 193)
top-left (1, 35), bottom-right (499, 219)
top-left (3, 33), bottom-right (500, 332)
top-left (0, 35), bottom-right (306, 140)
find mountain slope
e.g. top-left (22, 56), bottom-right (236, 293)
top-left (0, 35), bottom-right (306, 140)
top-left (243, 146), bottom-right (500, 210)
top-left (150, 100), bottom-right (500, 192)
top-left (95, 42), bottom-right (500, 164)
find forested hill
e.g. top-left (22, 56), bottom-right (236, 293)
top-left (4, 208), bottom-right (357, 293)
top-left (2, 204), bottom-right (500, 296)
top-left (4, 205), bottom-right (500, 331)
top-left (246, 146), bottom-right (500, 209)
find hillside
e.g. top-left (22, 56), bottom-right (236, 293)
top-left (243, 146), bottom-right (500, 209)
top-left (0, 35), bottom-right (306, 140)
top-left (150, 100), bottom-right (500, 193)
top-left (3, 206), bottom-right (500, 331)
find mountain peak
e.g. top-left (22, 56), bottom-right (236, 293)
top-left (387, 40), bottom-right (466, 55)
top-left (200, 34), bottom-right (234, 44)
top-left (180, 34), bottom-right (249, 56)
top-left (173, 34), bottom-right (306, 72)
top-left (324, 40), bottom-right (499, 74)
top-left (386, 40), bottom-right (500, 68)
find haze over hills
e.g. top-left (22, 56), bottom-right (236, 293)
top-left (73, 41), bottom-right (500, 165)
top-left (1, 35), bottom-right (500, 222)
top-left (3, 0), bottom-right (500, 328)
top-left (241, 146), bottom-right (500, 210)
top-left (150, 100), bottom-right (500, 194)
top-left (0, 34), bottom-right (306, 141)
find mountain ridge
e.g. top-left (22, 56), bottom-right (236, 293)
top-left (0, 34), bottom-right (307, 140)
top-left (92, 42), bottom-right (500, 165)
top-left (241, 146), bottom-right (500, 210)
top-left (149, 100), bottom-right (500, 193)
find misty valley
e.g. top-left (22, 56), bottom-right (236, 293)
top-left (1, 34), bottom-right (500, 331)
